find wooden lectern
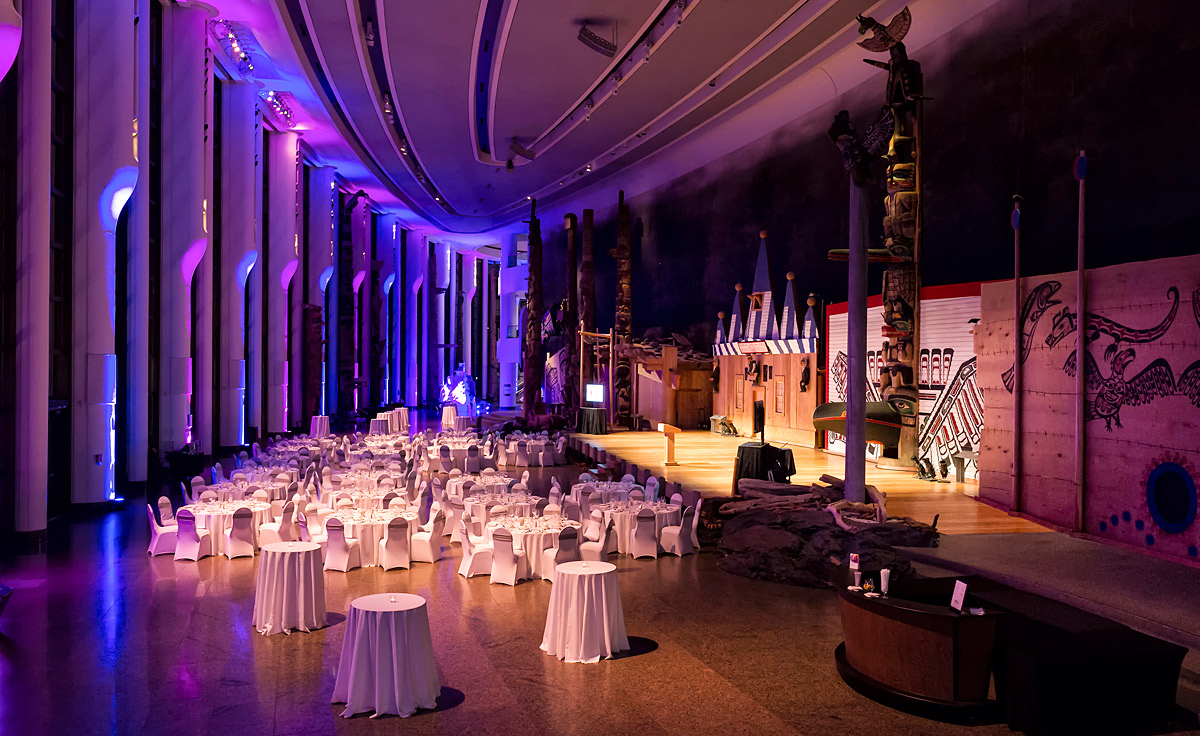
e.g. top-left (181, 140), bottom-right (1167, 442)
top-left (657, 423), bottom-right (680, 466)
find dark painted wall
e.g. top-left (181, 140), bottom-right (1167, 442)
top-left (540, 0), bottom-right (1200, 342)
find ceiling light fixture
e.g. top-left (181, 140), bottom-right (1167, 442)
top-left (578, 22), bottom-right (616, 57)
top-left (509, 140), bottom-right (536, 160)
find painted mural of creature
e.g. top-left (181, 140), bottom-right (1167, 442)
top-left (1002, 280), bottom-right (1062, 392)
top-left (1045, 286), bottom-right (1179, 359)
top-left (1065, 348), bottom-right (1175, 430)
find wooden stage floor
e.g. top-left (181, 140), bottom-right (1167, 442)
top-left (573, 429), bottom-right (1049, 536)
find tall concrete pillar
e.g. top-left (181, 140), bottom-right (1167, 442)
top-left (72, 0), bottom-right (136, 503)
top-left (287, 154), bottom-right (304, 429)
top-left (304, 166), bottom-right (335, 417)
top-left (126, 0), bottom-right (151, 482)
top-left (194, 44), bottom-right (215, 453)
top-left (377, 215), bottom-right (396, 404)
top-left (247, 112), bottom-right (264, 437)
top-left (15, 0), bottom-right (51, 532)
top-left (462, 254), bottom-right (477, 380)
top-left (266, 130), bottom-right (298, 433)
top-left (218, 81), bottom-right (258, 447)
top-left (498, 233), bottom-right (520, 409)
top-left (404, 233), bottom-right (422, 407)
top-left (350, 198), bottom-right (368, 411)
top-left (159, 4), bottom-right (209, 451)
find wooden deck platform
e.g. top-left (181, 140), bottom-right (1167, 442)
top-left (572, 429), bottom-right (1048, 536)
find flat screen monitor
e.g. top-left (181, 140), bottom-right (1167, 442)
top-left (585, 383), bottom-right (604, 403)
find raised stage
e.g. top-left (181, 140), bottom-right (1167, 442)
top-left (572, 429), bottom-right (1048, 536)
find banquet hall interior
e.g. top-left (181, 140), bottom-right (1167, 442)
top-left (2, 0), bottom-right (1200, 733)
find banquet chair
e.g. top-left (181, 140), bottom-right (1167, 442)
top-left (495, 443), bottom-right (508, 468)
top-left (448, 498), bottom-right (467, 544)
top-left (583, 509), bottom-right (604, 542)
top-left (405, 470), bottom-right (419, 502)
top-left (379, 517), bottom-right (411, 571)
top-left (578, 472), bottom-right (593, 483)
top-left (411, 510), bottom-right (446, 563)
top-left (251, 442), bottom-right (262, 459)
top-left (645, 477), bottom-right (660, 502)
top-left (189, 476), bottom-right (206, 503)
top-left (224, 507), bottom-right (257, 559)
top-left (323, 518), bottom-right (362, 572)
top-left (157, 496), bottom-right (175, 526)
top-left (238, 450), bottom-right (250, 467)
top-left (562, 500), bottom-right (582, 524)
top-left (586, 491), bottom-right (603, 519)
top-left (548, 487), bottom-right (562, 508)
top-left (540, 527), bottom-right (580, 581)
top-left (489, 528), bottom-right (529, 586)
top-left (335, 498), bottom-right (355, 511)
top-left (376, 473), bottom-right (391, 487)
top-left (212, 462), bottom-right (226, 483)
top-left (457, 519), bottom-right (494, 578)
top-left (514, 441), bottom-right (530, 468)
top-left (670, 492), bottom-right (684, 508)
top-left (581, 518), bottom-right (615, 562)
top-left (146, 504), bottom-right (178, 556)
top-left (173, 509), bottom-right (213, 561)
top-left (551, 475), bottom-right (561, 489)
top-left (199, 489), bottom-right (218, 502)
top-left (510, 483), bottom-right (527, 494)
top-left (464, 444), bottom-right (482, 474)
top-left (543, 503), bottom-right (561, 519)
top-left (621, 474), bottom-right (636, 484)
top-left (691, 497), bottom-right (703, 548)
top-left (661, 506), bottom-right (695, 556)
top-left (629, 489), bottom-right (645, 502)
top-left (487, 504), bottom-right (509, 524)
top-left (297, 511), bottom-right (327, 553)
top-left (630, 508), bottom-right (659, 559)
top-left (520, 470), bottom-right (531, 487)
top-left (251, 488), bottom-right (269, 503)
top-left (534, 498), bottom-right (549, 517)
top-left (552, 437), bottom-right (567, 465)
top-left (258, 501), bottom-right (296, 546)
top-left (231, 472), bottom-right (248, 484)
top-left (381, 491), bottom-right (398, 508)
top-left (448, 468), bottom-right (463, 479)
top-left (433, 445), bottom-right (454, 474)
top-left (481, 466), bottom-right (496, 476)
top-left (388, 496), bottom-right (408, 511)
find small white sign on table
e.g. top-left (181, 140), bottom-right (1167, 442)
top-left (950, 579), bottom-right (968, 612)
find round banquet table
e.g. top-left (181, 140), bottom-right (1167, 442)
top-left (252, 541), bottom-right (326, 635)
top-left (540, 561), bottom-right (629, 663)
top-left (487, 520), bottom-right (581, 579)
top-left (440, 405), bottom-right (458, 430)
top-left (447, 474), bottom-right (511, 498)
top-left (508, 439), bottom-right (552, 466)
top-left (332, 593), bottom-right (440, 718)
top-left (453, 416), bottom-right (473, 432)
top-left (309, 415), bottom-right (331, 437)
top-left (596, 503), bottom-right (681, 554)
top-left (184, 502), bottom-right (273, 555)
top-left (571, 481), bottom-right (633, 505)
top-left (368, 417), bottom-right (390, 435)
top-left (335, 512), bottom-right (419, 567)
top-left (465, 494), bottom-right (534, 520)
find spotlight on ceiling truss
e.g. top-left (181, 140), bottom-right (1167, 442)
top-left (578, 23), bottom-right (616, 57)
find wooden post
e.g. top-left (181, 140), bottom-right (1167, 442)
top-left (613, 191), bottom-right (633, 425)
top-left (523, 199), bottom-right (543, 422)
top-left (662, 344), bottom-right (678, 428)
top-left (564, 213), bottom-right (579, 421)
top-left (1074, 151), bottom-right (1087, 531)
top-left (658, 423), bottom-right (680, 466)
top-left (1011, 195), bottom-right (1023, 512)
top-left (607, 328), bottom-right (615, 426)
top-left (845, 179), bottom-right (868, 504)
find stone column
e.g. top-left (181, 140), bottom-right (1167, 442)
top-left (266, 130), bottom-right (298, 433)
top-left (126, 0), bottom-right (151, 482)
top-left (498, 233), bottom-right (520, 409)
top-left (159, 3), bottom-right (209, 451)
top-left (247, 113), bottom-right (264, 437)
top-left (304, 166), bottom-right (335, 418)
top-left (15, 0), bottom-right (51, 532)
top-left (72, 0), bottom-right (135, 503)
top-left (193, 45), bottom-right (214, 454)
top-left (218, 81), bottom-right (258, 447)
top-left (404, 232), bottom-right (422, 407)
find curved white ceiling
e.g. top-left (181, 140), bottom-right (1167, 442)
top-left (276, 0), bottom-right (888, 233)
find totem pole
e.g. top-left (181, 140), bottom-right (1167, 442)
top-left (612, 191), bottom-right (633, 425)
top-left (523, 199), bottom-right (544, 422)
top-left (831, 7), bottom-right (923, 472)
top-left (579, 209), bottom-right (596, 384)
top-left (564, 214), bottom-right (580, 420)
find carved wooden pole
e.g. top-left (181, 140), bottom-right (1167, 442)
top-left (523, 199), bottom-right (543, 422)
top-left (564, 214), bottom-right (579, 420)
top-left (613, 191), bottom-right (633, 425)
top-left (1074, 151), bottom-right (1087, 532)
top-left (580, 209), bottom-right (596, 384)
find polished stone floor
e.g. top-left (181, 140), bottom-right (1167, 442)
top-left (0, 476), bottom-right (1166, 736)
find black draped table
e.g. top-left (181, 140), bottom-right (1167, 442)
top-left (731, 442), bottom-right (795, 492)
top-left (576, 407), bottom-right (608, 435)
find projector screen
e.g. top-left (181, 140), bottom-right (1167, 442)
top-left (585, 383), bottom-right (604, 403)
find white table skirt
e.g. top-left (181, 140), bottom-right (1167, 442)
top-left (185, 503), bottom-right (273, 555)
top-left (340, 514), bottom-right (418, 567)
top-left (541, 561), bottom-right (628, 663)
top-left (572, 483), bottom-right (632, 505)
top-left (440, 406), bottom-right (458, 431)
top-left (453, 416), bottom-right (473, 432)
top-left (368, 418), bottom-right (390, 435)
top-left (333, 593), bottom-right (440, 718)
top-left (252, 541), bottom-right (326, 635)
top-left (310, 415), bottom-right (331, 437)
top-left (447, 475), bottom-right (511, 498)
top-left (488, 522), bottom-right (581, 579)
top-left (599, 505), bottom-right (681, 554)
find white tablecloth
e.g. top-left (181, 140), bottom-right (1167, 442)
top-left (571, 481), bottom-right (633, 505)
top-left (487, 520), bottom-right (581, 579)
top-left (184, 502), bottom-right (273, 555)
top-left (596, 503), bottom-right (681, 554)
top-left (447, 474), bottom-right (511, 498)
top-left (368, 418), bottom-right (390, 435)
top-left (310, 415), bottom-right (331, 437)
top-left (252, 541), bottom-right (326, 635)
top-left (541, 561), bottom-right (628, 663)
top-left (453, 416), bottom-right (473, 432)
top-left (509, 439), bottom-right (553, 466)
top-left (336, 511), bottom-right (419, 567)
top-left (440, 405), bottom-right (457, 431)
top-left (333, 593), bottom-right (440, 718)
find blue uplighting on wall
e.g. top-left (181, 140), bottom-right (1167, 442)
top-left (1146, 461), bottom-right (1197, 535)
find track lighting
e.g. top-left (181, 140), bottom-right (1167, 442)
top-left (578, 23), bottom-right (616, 57)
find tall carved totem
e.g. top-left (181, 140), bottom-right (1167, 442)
top-left (612, 191), bottom-right (633, 425)
top-left (523, 199), bottom-right (544, 421)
